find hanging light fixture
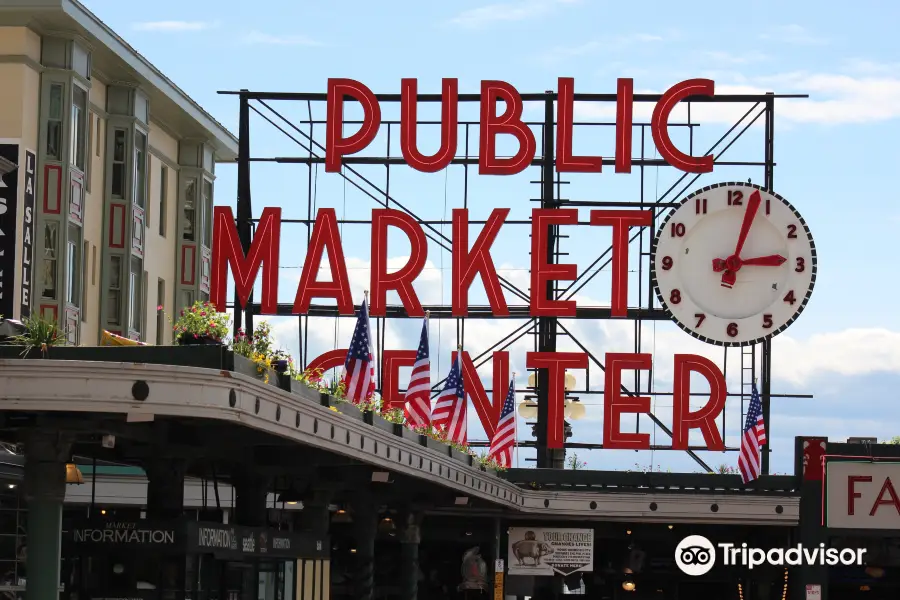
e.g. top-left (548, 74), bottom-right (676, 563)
top-left (622, 579), bottom-right (636, 592)
top-left (518, 400), bottom-right (538, 419)
top-left (567, 399), bottom-right (586, 421)
top-left (564, 372), bottom-right (576, 392)
top-left (65, 463), bottom-right (84, 485)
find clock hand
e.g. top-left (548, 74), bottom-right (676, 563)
top-left (712, 254), bottom-right (786, 272)
top-left (717, 190), bottom-right (762, 287)
top-left (732, 190), bottom-right (761, 259)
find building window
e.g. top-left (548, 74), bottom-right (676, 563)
top-left (47, 83), bottom-right (64, 160)
top-left (181, 290), bottom-right (194, 310)
top-left (182, 178), bottom-right (197, 242)
top-left (41, 222), bottom-right (59, 299)
top-left (202, 179), bottom-right (213, 247)
top-left (134, 131), bottom-right (147, 209)
top-left (159, 165), bottom-right (168, 237)
top-left (95, 115), bottom-right (102, 157)
top-left (156, 279), bottom-right (166, 345)
top-left (82, 241), bottom-right (90, 321)
top-left (66, 224), bottom-right (80, 308)
top-left (111, 129), bottom-right (126, 197)
top-left (92, 244), bottom-right (97, 286)
top-left (108, 256), bottom-right (121, 325)
top-left (129, 257), bottom-right (141, 333)
top-left (71, 86), bottom-right (87, 171)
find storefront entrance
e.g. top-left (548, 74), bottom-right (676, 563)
top-left (61, 519), bottom-right (327, 600)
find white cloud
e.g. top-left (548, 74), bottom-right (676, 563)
top-left (704, 50), bottom-right (769, 65)
top-left (759, 24), bottom-right (828, 46)
top-left (565, 66), bottom-right (900, 126)
top-left (449, 0), bottom-right (579, 28)
top-left (540, 33), bottom-right (668, 64)
top-left (132, 21), bottom-right (216, 32)
top-left (241, 31), bottom-right (322, 46)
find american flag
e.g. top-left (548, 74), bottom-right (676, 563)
top-left (738, 382), bottom-right (767, 483)
top-left (339, 298), bottom-right (376, 405)
top-left (432, 351), bottom-right (466, 445)
top-left (403, 318), bottom-right (431, 427)
top-left (488, 378), bottom-right (517, 467)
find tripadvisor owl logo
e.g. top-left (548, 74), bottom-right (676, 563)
top-left (675, 535), bottom-right (716, 576)
top-left (675, 535), bottom-right (867, 576)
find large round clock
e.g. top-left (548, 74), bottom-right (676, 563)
top-left (651, 182), bottom-right (817, 346)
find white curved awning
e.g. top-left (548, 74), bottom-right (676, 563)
top-left (0, 359), bottom-right (798, 525)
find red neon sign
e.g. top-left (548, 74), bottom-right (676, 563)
top-left (213, 76), bottom-right (729, 450)
top-left (325, 77), bottom-right (715, 175)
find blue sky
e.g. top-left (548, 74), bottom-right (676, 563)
top-left (86, 0), bottom-right (900, 474)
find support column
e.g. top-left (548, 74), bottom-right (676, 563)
top-left (793, 436), bottom-right (829, 600)
top-left (348, 493), bottom-right (377, 600)
top-left (233, 472), bottom-right (269, 600)
top-left (145, 458), bottom-right (186, 518)
top-left (535, 91), bottom-right (559, 469)
top-left (398, 511), bottom-right (422, 600)
top-left (144, 458), bottom-right (187, 600)
top-left (233, 472), bottom-right (270, 527)
top-left (24, 431), bottom-right (71, 600)
top-left (299, 490), bottom-right (332, 537)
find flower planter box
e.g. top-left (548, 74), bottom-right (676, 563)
top-left (393, 424), bottom-right (420, 442)
top-left (363, 411), bottom-right (395, 433)
top-left (423, 436), bottom-right (451, 456)
top-left (0, 345), bottom-right (42, 359)
top-left (0, 344), bottom-right (230, 368)
top-left (289, 382), bottom-right (322, 405)
top-left (233, 354), bottom-right (278, 388)
top-left (451, 449), bottom-right (472, 466)
top-left (335, 402), bottom-right (364, 421)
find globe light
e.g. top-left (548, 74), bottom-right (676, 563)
top-left (567, 400), bottom-right (586, 421)
top-left (622, 580), bottom-right (636, 592)
top-left (518, 401), bottom-right (538, 419)
top-left (564, 372), bottom-right (576, 391)
top-left (527, 372), bottom-right (537, 389)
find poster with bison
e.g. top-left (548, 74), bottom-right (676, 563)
top-left (507, 527), bottom-right (594, 576)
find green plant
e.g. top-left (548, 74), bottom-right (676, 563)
top-left (171, 301), bottom-right (230, 343)
top-left (567, 453), bottom-right (587, 470)
top-left (6, 316), bottom-right (66, 357)
top-left (381, 408), bottom-right (406, 425)
top-left (884, 436), bottom-right (900, 445)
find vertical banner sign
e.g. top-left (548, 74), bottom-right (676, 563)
top-left (20, 150), bottom-right (34, 318)
top-left (0, 144), bottom-right (19, 319)
top-left (507, 527), bottom-right (594, 576)
top-left (493, 559), bottom-right (504, 600)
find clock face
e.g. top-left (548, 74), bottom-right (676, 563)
top-left (651, 182), bottom-right (817, 346)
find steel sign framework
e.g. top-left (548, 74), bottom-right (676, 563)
top-left (218, 83), bottom-right (813, 473)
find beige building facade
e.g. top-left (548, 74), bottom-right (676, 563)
top-left (0, 0), bottom-right (237, 345)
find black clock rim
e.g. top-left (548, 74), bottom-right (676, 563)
top-left (649, 181), bottom-right (818, 348)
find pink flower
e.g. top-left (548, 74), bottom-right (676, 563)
top-left (200, 311), bottom-right (207, 317)
top-left (157, 305), bottom-right (164, 311)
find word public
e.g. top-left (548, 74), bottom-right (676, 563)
top-left (325, 77), bottom-right (716, 175)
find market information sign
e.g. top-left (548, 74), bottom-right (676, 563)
top-left (0, 144), bottom-right (19, 318)
top-left (19, 149), bottom-right (34, 318)
top-left (185, 522), bottom-right (329, 559)
top-left (66, 520), bottom-right (179, 548)
top-left (826, 461), bottom-right (900, 530)
top-left (508, 527), bottom-right (594, 576)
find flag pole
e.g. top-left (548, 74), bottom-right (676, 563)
top-left (512, 371), bottom-right (518, 469)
